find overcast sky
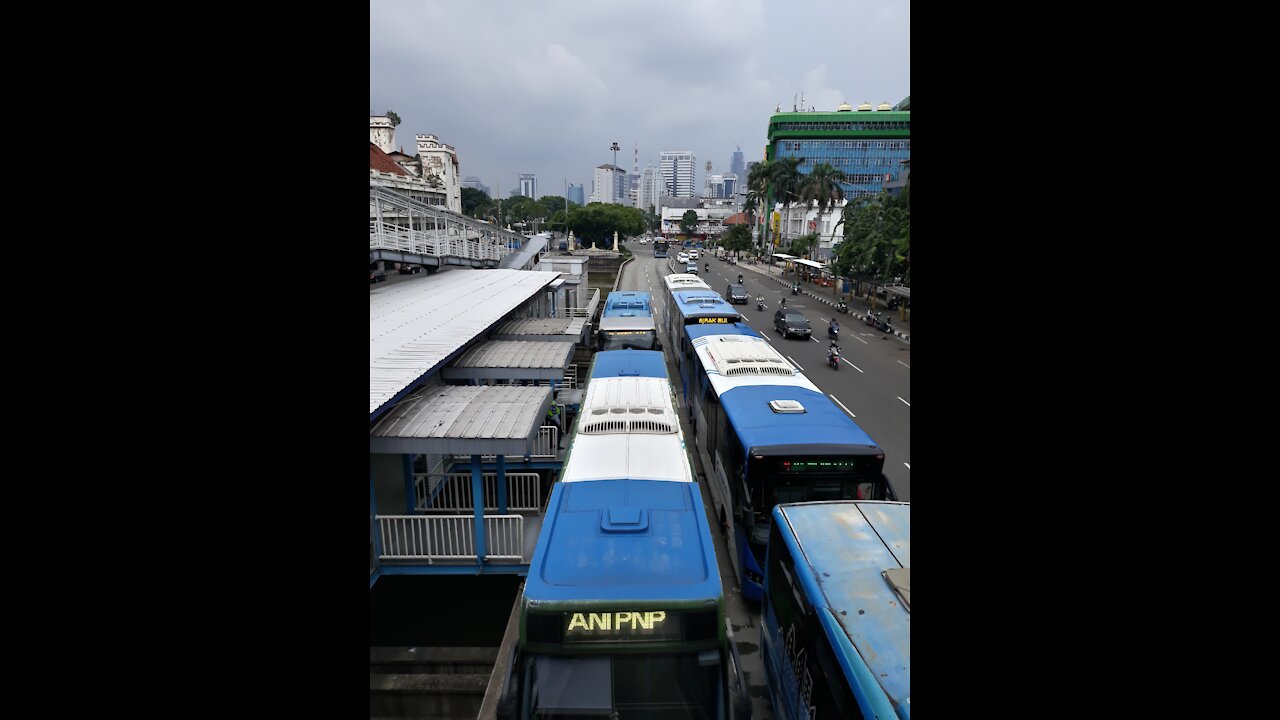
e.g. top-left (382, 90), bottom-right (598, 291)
top-left (370, 0), bottom-right (909, 200)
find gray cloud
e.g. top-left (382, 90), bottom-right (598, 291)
top-left (371, 0), bottom-right (909, 198)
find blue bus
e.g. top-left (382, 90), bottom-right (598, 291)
top-left (762, 501), bottom-right (910, 720)
top-left (599, 291), bottom-right (660, 351)
top-left (680, 322), bottom-right (895, 602)
top-left (654, 238), bottom-right (670, 258)
top-left (497, 350), bottom-right (751, 719)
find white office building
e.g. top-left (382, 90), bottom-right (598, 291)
top-left (660, 151), bottom-right (696, 198)
top-left (589, 164), bottom-right (627, 205)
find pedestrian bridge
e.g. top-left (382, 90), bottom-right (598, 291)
top-left (370, 183), bottom-right (538, 270)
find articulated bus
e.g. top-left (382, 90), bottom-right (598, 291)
top-left (762, 501), bottom-right (910, 720)
top-left (680, 323), bottom-right (894, 603)
top-left (497, 349), bottom-right (751, 719)
top-left (599, 291), bottom-right (660, 351)
top-left (654, 237), bottom-right (670, 258)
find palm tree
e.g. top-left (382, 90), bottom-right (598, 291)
top-left (799, 163), bottom-right (850, 261)
top-left (770, 157), bottom-right (805, 258)
top-left (745, 160), bottom-right (772, 254)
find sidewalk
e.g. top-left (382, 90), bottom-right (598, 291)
top-left (733, 256), bottom-right (910, 342)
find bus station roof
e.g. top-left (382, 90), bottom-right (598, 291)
top-left (370, 268), bottom-right (561, 418)
top-left (369, 384), bottom-right (553, 456)
top-left (440, 340), bottom-right (575, 381)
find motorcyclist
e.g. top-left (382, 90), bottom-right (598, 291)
top-left (705, 262), bottom-right (710, 272)
top-left (779, 297), bottom-right (787, 310)
top-left (756, 295), bottom-right (765, 309)
top-left (829, 318), bottom-right (839, 334)
top-left (837, 299), bottom-right (848, 313)
top-left (827, 340), bottom-right (840, 364)
top-left (738, 273), bottom-right (744, 284)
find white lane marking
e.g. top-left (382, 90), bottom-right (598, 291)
top-left (829, 394), bottom-right (856, 418)
top-left (787, 355), bottom-right (804, 371)
top-left (904, 463), bottom-right (910, 470)
top-left (898, 360), bottom-right (910, 369)
top-left (898, 397), bottom-right (910, 406)
top-left (843, 358), bottom-right (863, 372)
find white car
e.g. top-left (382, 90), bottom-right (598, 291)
top-left (689, 250), bottom-right (699, 259)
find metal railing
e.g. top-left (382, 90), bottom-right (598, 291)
top-left (416, 472), bottom-right (542, 512)
top-left (567, 287), bottom-right (600, 318)
top-left (370, 184), bottom-right (522, 263)
top-left (451, 426), bottom-right (560, 462)
top-left (376, 514), bottom-right (525, 562)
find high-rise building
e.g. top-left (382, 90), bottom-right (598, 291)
top-left (723, 174), bottom-right (737, 197)
top-left (519, 173), bottom-right (537, 200)
top-left (638, 164), bottom-right (661, 213)
top-left (659, 151), bottom-right (696, 198)
top-left (730, 147), bottom-right (745, 185)
top-left (567, 183), bottom-right (585, 206)
top-left (589, 165), bottom-right (627, 205)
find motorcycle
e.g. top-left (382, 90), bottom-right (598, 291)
top-left (705, 263), bottom-right (710, 273)
top-left (791, 284), bottom-right (800, 296)
top-left (828, 324), bottom-right (839, 340)
top-left (864, 311), bottom-right (879, 328)
top-left (836, 301), bottom-right (848, 314)
top-left (879, 316), bottom-right (894, 333)
top-left (756, 298), bottom-right (765, 312)
top-left (738, 274), bottom-right (744, 284)
top-left (827, 345), bottom-right (840, 370)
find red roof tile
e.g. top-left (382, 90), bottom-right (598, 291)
top-left (370, 143), bottom-right (409, 176)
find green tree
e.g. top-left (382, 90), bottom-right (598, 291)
top-left (789, 232), bottom-right (819, 259)
top-left (799, 163), bottom-right (850, 260)
top-left (385, 110), bottom-right (402, 127)
top-left (746, 160), bottom-right (772, 251)
top-left (461, 187), bottom-right (491, 218)
top-left (770, 157), bottom-right (805, 253)
top-left (721, 224), bottom-right (753, 257)
top-left (679, 210), bottom-right (699, 236)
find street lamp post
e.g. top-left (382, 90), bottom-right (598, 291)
top-left (609, 142), bottom-right (620, 202)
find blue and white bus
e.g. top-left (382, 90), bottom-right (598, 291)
top-left (762, 501), bottom-right (910, 720)
top-left (598, 291), bottom-right (660, 351)
top-left (497, 349), bottom-right (751, 719)
top-left (681, 322), bottom-right (895, 602)
top-left (654, 237), bottom-right (670, 258)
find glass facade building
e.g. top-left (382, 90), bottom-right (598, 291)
top-left (765, 106), bottom-right (910, 200)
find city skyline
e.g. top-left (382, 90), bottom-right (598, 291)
top-left (370, 0), bottom-right (909, 198)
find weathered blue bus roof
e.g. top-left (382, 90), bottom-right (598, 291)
top-left (525, 479), bottom-right (721, 603)
top-left (602, 291), bottom-right (653, 317)
top-left (720, 385), bottom-right (878, 453)
top-left (671, 291), bottom-right (741, 320)
top-left (774, 501), bottom-right (910, 719)
top-left (587, 350), bottom-right (668, 379)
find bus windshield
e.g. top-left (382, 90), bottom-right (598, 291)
top-left (599, 329), bottom-right (658, 351)
top-left (745, 456), bottom-right (889, 563)
top-left (521, 651), bottom-right (722, 719)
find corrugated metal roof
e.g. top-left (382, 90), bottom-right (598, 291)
top-left (440, 340), bottom-right (574, 381)
top-left (370, 269), bottom-right (561, 417)
top-left (491, 317), bottom-right (575, 336)
top-left (369, 385), bottom-right (553, 456)
top-left (451, 341), bottom-right (574, 369)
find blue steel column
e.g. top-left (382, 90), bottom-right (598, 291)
top-left (496, 454), bottom-right (508, 513)
top-left (403, 454), bottom-right (417, 513)
top-left (471, 455), bottom-right (486, 565)
top-left (370, 475), bottom-right (382, 574)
